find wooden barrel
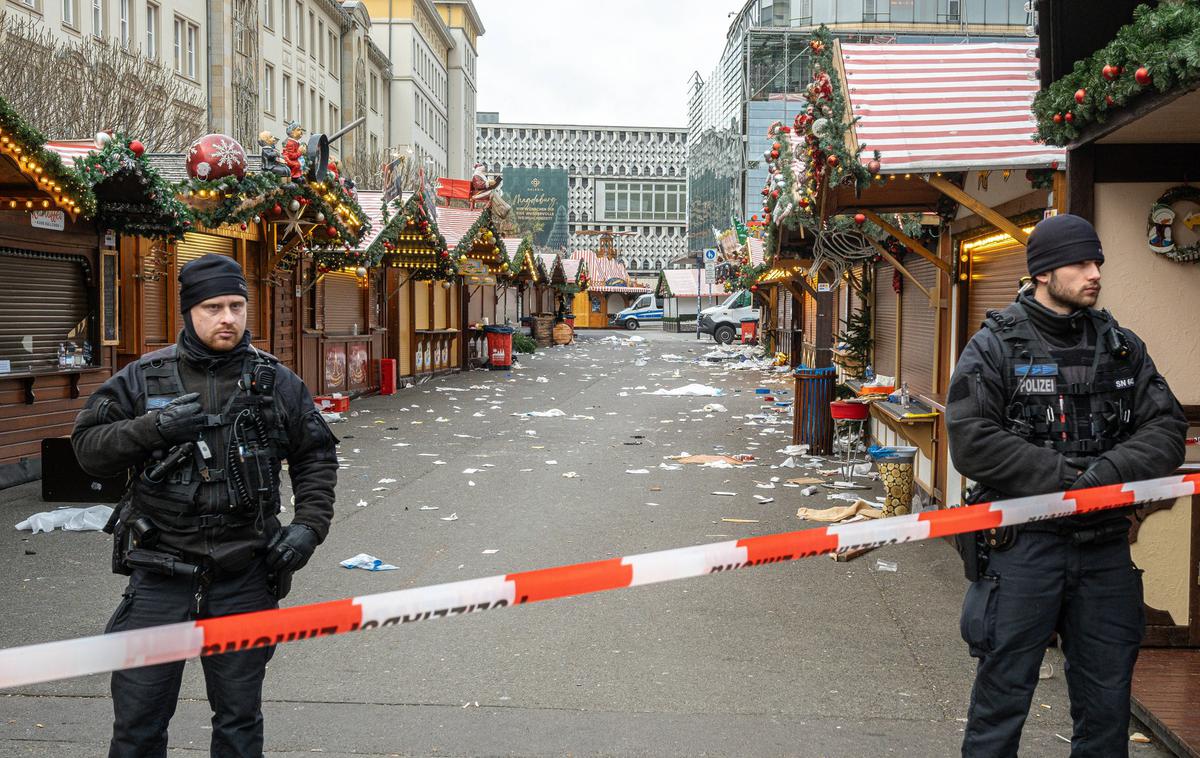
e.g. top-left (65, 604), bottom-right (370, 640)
top-left (532, 314), bottom-right (555, 347)
top-left (552, 321), bottom-right (573, 345)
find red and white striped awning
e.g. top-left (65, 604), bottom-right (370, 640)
top-left (842, 43), bottom-right (1064, 173)
top-left (42, 140), bottom-right (97, 165)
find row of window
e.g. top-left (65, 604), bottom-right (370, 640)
top-left (599, 181), bottom-right (686, 223)
top-left (568, 223), bottom-right (684, 238)
top-left (412, 37), bottom-right (446, 103)
top-left (415, 90), bottom-right (446, 150)
top-left (264, 0), bottom-right (340, 77)
top-left (268, 70), bottom-right (339, 132)
top-left (43, 0), bottom-right (199, 79)
top-left (480, 163), bottom-right (685, 178)
top-left (479, 127), bottom-right (685, 144)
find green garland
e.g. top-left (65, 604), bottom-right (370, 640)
top-left (180, 172), bottom-right (371, 264)
top-left (759, 27), bottom-right (881, 259)
top-left (369, 193), bottom-right (455, 279)
top-left (1034, 2), bottom-right (1200, 146)
top-left (0, 95), bottom-right (95, 217)
top-left (74, 136), bottom-right (190, 240)
top-left (721, 262), bottom-right (769, 293)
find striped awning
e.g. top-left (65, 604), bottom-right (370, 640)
top-left (842, 43), bottom-right (1065, 173)
top-left (43, 140), bottom-right (97, 164)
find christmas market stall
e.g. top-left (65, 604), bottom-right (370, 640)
top-left (569, 246), bottom-right (648, 329)
top-left (555, 256), bottom-right (588, 343)
top-left (1035, 1), bottom-right (1200, 744)
top-left (0, 99), bottom-right (100, 485)
top-left (176, 130), bottom-right (371, 392)
top-left (437, 202), bottom-right (506, 368)
top-left (654, 268), bottom-right (721, 334)
top-left (529, 253), bottom-right (565, 346)
top-left (363, 187), bottom-right (454, 382)
top-left (499, 235), bottom-right (535, 327)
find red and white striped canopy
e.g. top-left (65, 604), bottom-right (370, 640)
top-left (842, 43), bottom-right (1064, 173)
top-left (43, 140), bottom-right (98, 164)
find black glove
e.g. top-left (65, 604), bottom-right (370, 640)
top-left (1069, 458), bottom-right (1120, 491)
top-left (265, 523), bottom-right (319, 572)
top-left (155, 392), bottom-right (204, 445)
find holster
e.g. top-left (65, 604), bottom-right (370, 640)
top-left (954, 485), bottom-right (1015, 581)
top-left (269, 569), bottom-right (294, 600)
top-left (125, 547), bottom-right (201, 579)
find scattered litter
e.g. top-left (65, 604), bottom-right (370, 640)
top-left (658, 463), bottom-right (682, 471)
top-left (797, 500), bottom-right (883, 522)
top-left (1055, 734), bottom-right (1071, 744)
top-left (801, 486), bottom-right (819, 496)
top-left (873, 559), bottom-right (898, 573)
top-left (753, 495), bottom-right (775, 504)
top-left (646, 384), bottom-right (725, 397)
top-left (419, 505), bottom-right (439, 511)
top-left (786, 477), bottom-right (823, 486)
top-left (535, 377), bottom-right (549, 383)
top-left (711, 491), bottom-right (738, 497)
top-left (701, 403), bottom-right (727, 413)
top-left (392, 442), bottom-right (410, 447)
top-left (721, 517), bottom-right (759, 523)
top-left (1129, 733), bottom-right (1151, 744)
top-left (482, 549), bottom-right (499, 555)
top-left (355, 500), bottom-right (369, 507)
top-left (15, 505), bottom-right (113, 534)
top-left (513, 409), bottom-right (565, 418)
top-left (671, 454), bottom-right (753, 466)
top-left (545, 460), bottom-right (558, 465)
top-left (562, 471), bottom-right (579, 478)
top-left (755, 483), bottom-right (775, 489)
top-left (777, 444), bottom-right (810, 455)
top-left (1039, 662), bottom-right (1055, 680)
top-left (462, 468), bottom-right (483, 474)
top-left (440, 513), bottom-right (459, 521)
top-left (378, 478), bottom-right (397, 484)
top-left (340, 554), bottom-right (398, 571)
top-left (625, 469), bottom-right (650, 474)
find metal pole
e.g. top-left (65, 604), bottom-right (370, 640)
top-left (695, 254), bottom-right (702, 339)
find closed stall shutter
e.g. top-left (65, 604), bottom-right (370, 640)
top-left (176, 232), bottom-right (234, 271)
top-left (874, 263), bottom-right (897, 377)
top-left (143, 267), bottom-right (167, 344)
top-left (967, 241), bottom-right (1026, 342)
top-left (0, 251), bottom-right (89, 372)
top-left (243, 244), bottom-right (261, 337)
top-left (899, 257), bottom-right (939, 394)
top-left (323, 272), bottom-right (362, 335)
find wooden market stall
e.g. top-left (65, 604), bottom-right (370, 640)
top-left (569, 249), bottom-right (648, 329)
top-left (501, 235), bottom-right (537, 327)
top-left (437, 203), bottom-right (505, 368)
top-left (1035, 2), bottom-right (1200, 749)
top-left (0, 110), bottom-right (101, 486)
top-left (654, 268), bottom-right (721, 333)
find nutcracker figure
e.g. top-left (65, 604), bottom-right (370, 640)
top-left (281, 121), bottom-right (306, 181)
top-left (258, 131), bottom-right (290, 179)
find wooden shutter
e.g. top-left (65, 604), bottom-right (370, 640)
top-left (243, 244), bottom-right (261, 337)
top-left (368, 270), bottom-right (381, 330)
top-left (323, 272), bottom-right (362, 334)
top-left (899, 257), bottom-right (939, 395)
top-left (176, 232), bottom-right (235, 270)
top-left (0, 251), bottom-right (89, 372)
top-left (143, 265), bottom-right (168, 344)
top-left (967, 241), bottom-right (1027, 342)
top-left (873, 263), bottom-right (897, 378)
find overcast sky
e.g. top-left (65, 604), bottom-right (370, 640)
top-left (474, 0), bottom-right (739, 128)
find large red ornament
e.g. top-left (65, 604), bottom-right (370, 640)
top-left (1052, 113), bottom-right (1063, 124)
top-left (1074, 88), bottom-right (1086, 104)
top-left (185, 133), bottom-right (247, 181)
top-left (128, 140), bottom-right (145, 157)
top-left (827, 154), bottom-right (840, 167)
top-left (867, 159), bottom-right (881, 174)
top-left (1101, 64), bottom-right (1116, 80)
top-left (1135, 67), bottom-right (1151, 85)
top-left (853, 213), bottom-right (866, 225)
top-left (1064, 112), bottom-right (1074, 123)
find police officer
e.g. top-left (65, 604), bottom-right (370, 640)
top-left (72, 254), bottom-right (339, 758)
top-left (946, 214), bottom-right (1187, 757)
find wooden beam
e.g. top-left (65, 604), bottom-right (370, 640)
top-left (867, 237), bottom-right (934, 304)
top-left (267, 235), bottom-right (305, 273)
top-left (925, 174), bottom-right (1030, 246)
top-left (788, 274), bottom-right (818, 299)
top-left (1067, 143), bottom-right (1095, 222)
top-left (860, 209), bottom-right (949, 273)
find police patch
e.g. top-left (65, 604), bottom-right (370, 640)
top-left (1017, 377), bottom-right (1056, 394)
top-left (1014, 364), bottom-right (1059, 377)
top-left (146, 397), bottom-right (173, 409)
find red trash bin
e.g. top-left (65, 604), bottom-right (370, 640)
top-left (740, 318), bottom-right (759, 344)
top-left (484, 325), bottom-right (514, 370)
top-left (378, 358), bottom-right (397, 395)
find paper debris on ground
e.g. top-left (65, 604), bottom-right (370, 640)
top-left (658, 462), bottom-right (682, 471)
top-left (625, 468), bottom-right (650, 474)
top-left (711, 491), bottom-right (738, 496)
top-left (670, 454), bottom-right (753, 466)
top-left (355, 499), bottom-right (369, 508)
top-left (798, 499), bottom-right (884, 522)
top-left (378, 478), bottom-right (397, 484)
top-left (786, 477), bottom-right (824, 486)
top-left (440, 513), bottom-right (459, 521)
top-left (340, 553), bottom-right (398, 571)
top-left (645, 384), bottom-right (725, 397)
top-left (15, 505), bottom-right (114, 534)
top-left (562, 471), bottom-right (579, 478)
top-left (513, 409), bottom-right (566, 418)
top-left (701, 403), bottom-right (727, 413)
top-left (753, 495), bottom-right (775, 504)
top-left (481, 549), bottom-right (499, 554)
top-left (419, 505), bottom-right (439, 510)
top-left (721, 517), bottom-right (759, 523)
top-left (1129, 733), bottom-right (1151, 744)
top-left (777, 444), bottom-right (810, 455)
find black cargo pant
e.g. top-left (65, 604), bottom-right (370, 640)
top-left (105, 559), bottom-right (278, 758)
top-left (960, 528), bottom-right (1144, 758)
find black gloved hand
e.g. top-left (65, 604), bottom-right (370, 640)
top-left (1069, 458), bottom-right (1120, 491)
top-left (265, 523), bottom-right (319, 572)
top-left (155, 392), bottom-right (204, 445)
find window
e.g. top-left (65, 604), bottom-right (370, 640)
top-left (262, 0), bottom-right (272, 29)
top-left (310, 87), bottom-right (316, 130)
top-left (308, 11), bottom-right (314, 56)
top-left (145, 2), bottom-right (157, 57)
top-left (369, 73), bottom-right (378, 112)
top-left (17, 0), bottom-right (39, 11)
top-left (295, 2), bottom-right (302, 49)
top-left (317, 19), bottom-right (323, 65)
top-left (598, 180), bottom-right (686, 223)
top-left (280, 0), bottom-right (289, 39)
top-left (63, 0), bottom-right (78, 29)
top-left (119, 0), bottom-right (131, 47)
top-left (329, 103), bottom-right (338, 131)
top-left (296, 79), bottom-right (304, 122)
top-left (328, 31), bottom-right (337, 75)
top-left (863, 0), bottom-right (880, 21)
top-left (318, 95), bottom-right (325, 131)
top-left (186, 21), bottom-right (197, 77)
top-left (92, 0), bottom-right (104, 37)
top-left (263, 63), bottom-right (275, 114)
top-left (945, 0), bottom-right (960, 21)
top-left (369, 133), bottom-right (377, 155)
top-left (281, 73), bottom-right (291, 119)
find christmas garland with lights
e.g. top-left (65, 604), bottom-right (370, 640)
top-left (369, 192), bottom-right (455, 279)
top-left (180, 172), bottom-right (371, 258)
top-left (759, 27), bottom-right (881, 259)
top-left (1034, 2), bottom-right (1200, 146)
top-left (0, 96), bottom-right (95, 217)
top-left (74, 136), bottom-right (190, 240)
top-left (721, 262), bottom-right (769, 294)
top-left (501, 236), bottom-right (536, 282)
top-left (454, 206), bottom-right (512, 278)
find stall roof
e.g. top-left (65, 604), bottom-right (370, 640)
top-left (560, 257), bottom-right (582, 282)
top-left (434, 205), bottom-right (483, 249)
top-left (570, 250), bottom-right (649, 294)
top-left (657, 268), bottom-right (720, 298)
top-left (353, 190), bottom-right (389, 251)
top-left (843, 43), bottom-right (1065, 172)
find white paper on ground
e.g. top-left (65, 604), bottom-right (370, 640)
top-left (645, 384), bottom-right (725, 397)
top-left (340, 553), bottom-right (398, 571)
top-left (15, 505), bottom-right (113, 534)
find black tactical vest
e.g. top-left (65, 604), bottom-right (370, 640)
top-left (130, 344), bottom-right (287, 532)
top-left (982, 302), bottom-right (1135, 456)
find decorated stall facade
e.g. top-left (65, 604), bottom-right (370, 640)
top-left (438, 203), bottom-right (507, 367)
top-left (0, 102), bottom-right (102, 483)
top-left (569, 248), bottom-right (648, 329)
top-left (1034, 4), bottom-right (1200, 744)
top-left (654, 268), bottom-right (721, 332)
top-left (499, 236), bottom-right (535, 327)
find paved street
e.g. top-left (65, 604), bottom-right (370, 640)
top-left (0, 330), bottom-right (1169, 757)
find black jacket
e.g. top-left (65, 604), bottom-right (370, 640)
top-left (947, 295), bottom-right (1187, 500)
top-left (72, 333), bottom-right (338, 570)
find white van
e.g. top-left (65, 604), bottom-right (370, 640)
top-left (698, 290), bottom-right (759, 344)
top-left (611, 294), bottom-right (663, 330)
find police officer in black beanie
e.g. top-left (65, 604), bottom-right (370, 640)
top-left (72, 253), bottom-right (339, 757)
top-left (946, 214), bottom-right (1187, 756)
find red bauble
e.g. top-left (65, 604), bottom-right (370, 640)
top-left (299, 198), bottom-right (311, 206)
top-left (239, 222), bottom-right (247, 230)
top-left (185, 133), bottom-right (247, 181)
top-left (1105, 95), bottom-right (1115, 106)
top-left (272, 203), bottom-right (282, 215)
top-left (750, 214), bottom-right (759, 222)
top-left (440, 251), bottom-right (449, 259)
top-left (327, 225), bottom-right (337, 236)
top-left (770, 150), bottom-right (779, 159)
top-left (1064, 112), bottom-right (1074, 123)
top-left (853, 213), bottom-right (866, 225)
top-left (781, 126), bottom-right (791, 133)
top-left (867, 159), bottom-right (881, 174)
top-left (827, 154), bottom-right (840, 167)
top-left (1052, 113), bottom-right (1063, 124)
top-left (1074, 88), bottom-right (1086, 104)
top-left (128, 140), bottom-right (145, 157)
top-left (771, 189), bottom-right (780, 198)
top-left (798, 198), bottom-right (809, 208)
top-left (1135, 67), bottom-right (1151, 85)
top-left (750, 285), bottom-right (758, 293)
top-left (1101, 64), bottom-right (1116, 80)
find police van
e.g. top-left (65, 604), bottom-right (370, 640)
top-left (611, 294), bottom-right (663, 330)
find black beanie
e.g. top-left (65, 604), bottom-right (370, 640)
top-left (1026, 213), bottom-right (1104, 278)
top-left (178, 253), bottom-right (248, 313)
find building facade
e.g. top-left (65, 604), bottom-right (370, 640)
top-left (685, 0), bottom-right (1032, 254)
top-left (475, 117), bottom-right (689, 274)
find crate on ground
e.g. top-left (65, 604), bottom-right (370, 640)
top-left (314, 394), bottom-right (350, 413)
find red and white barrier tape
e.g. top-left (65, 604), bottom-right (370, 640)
top-left (2, 473), bottom-right (1197, 689)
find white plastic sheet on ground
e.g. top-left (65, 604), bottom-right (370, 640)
top-left (15, 505), bottom-right (113, 534)
top-left (644, 384), bottom-right (725, 397)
